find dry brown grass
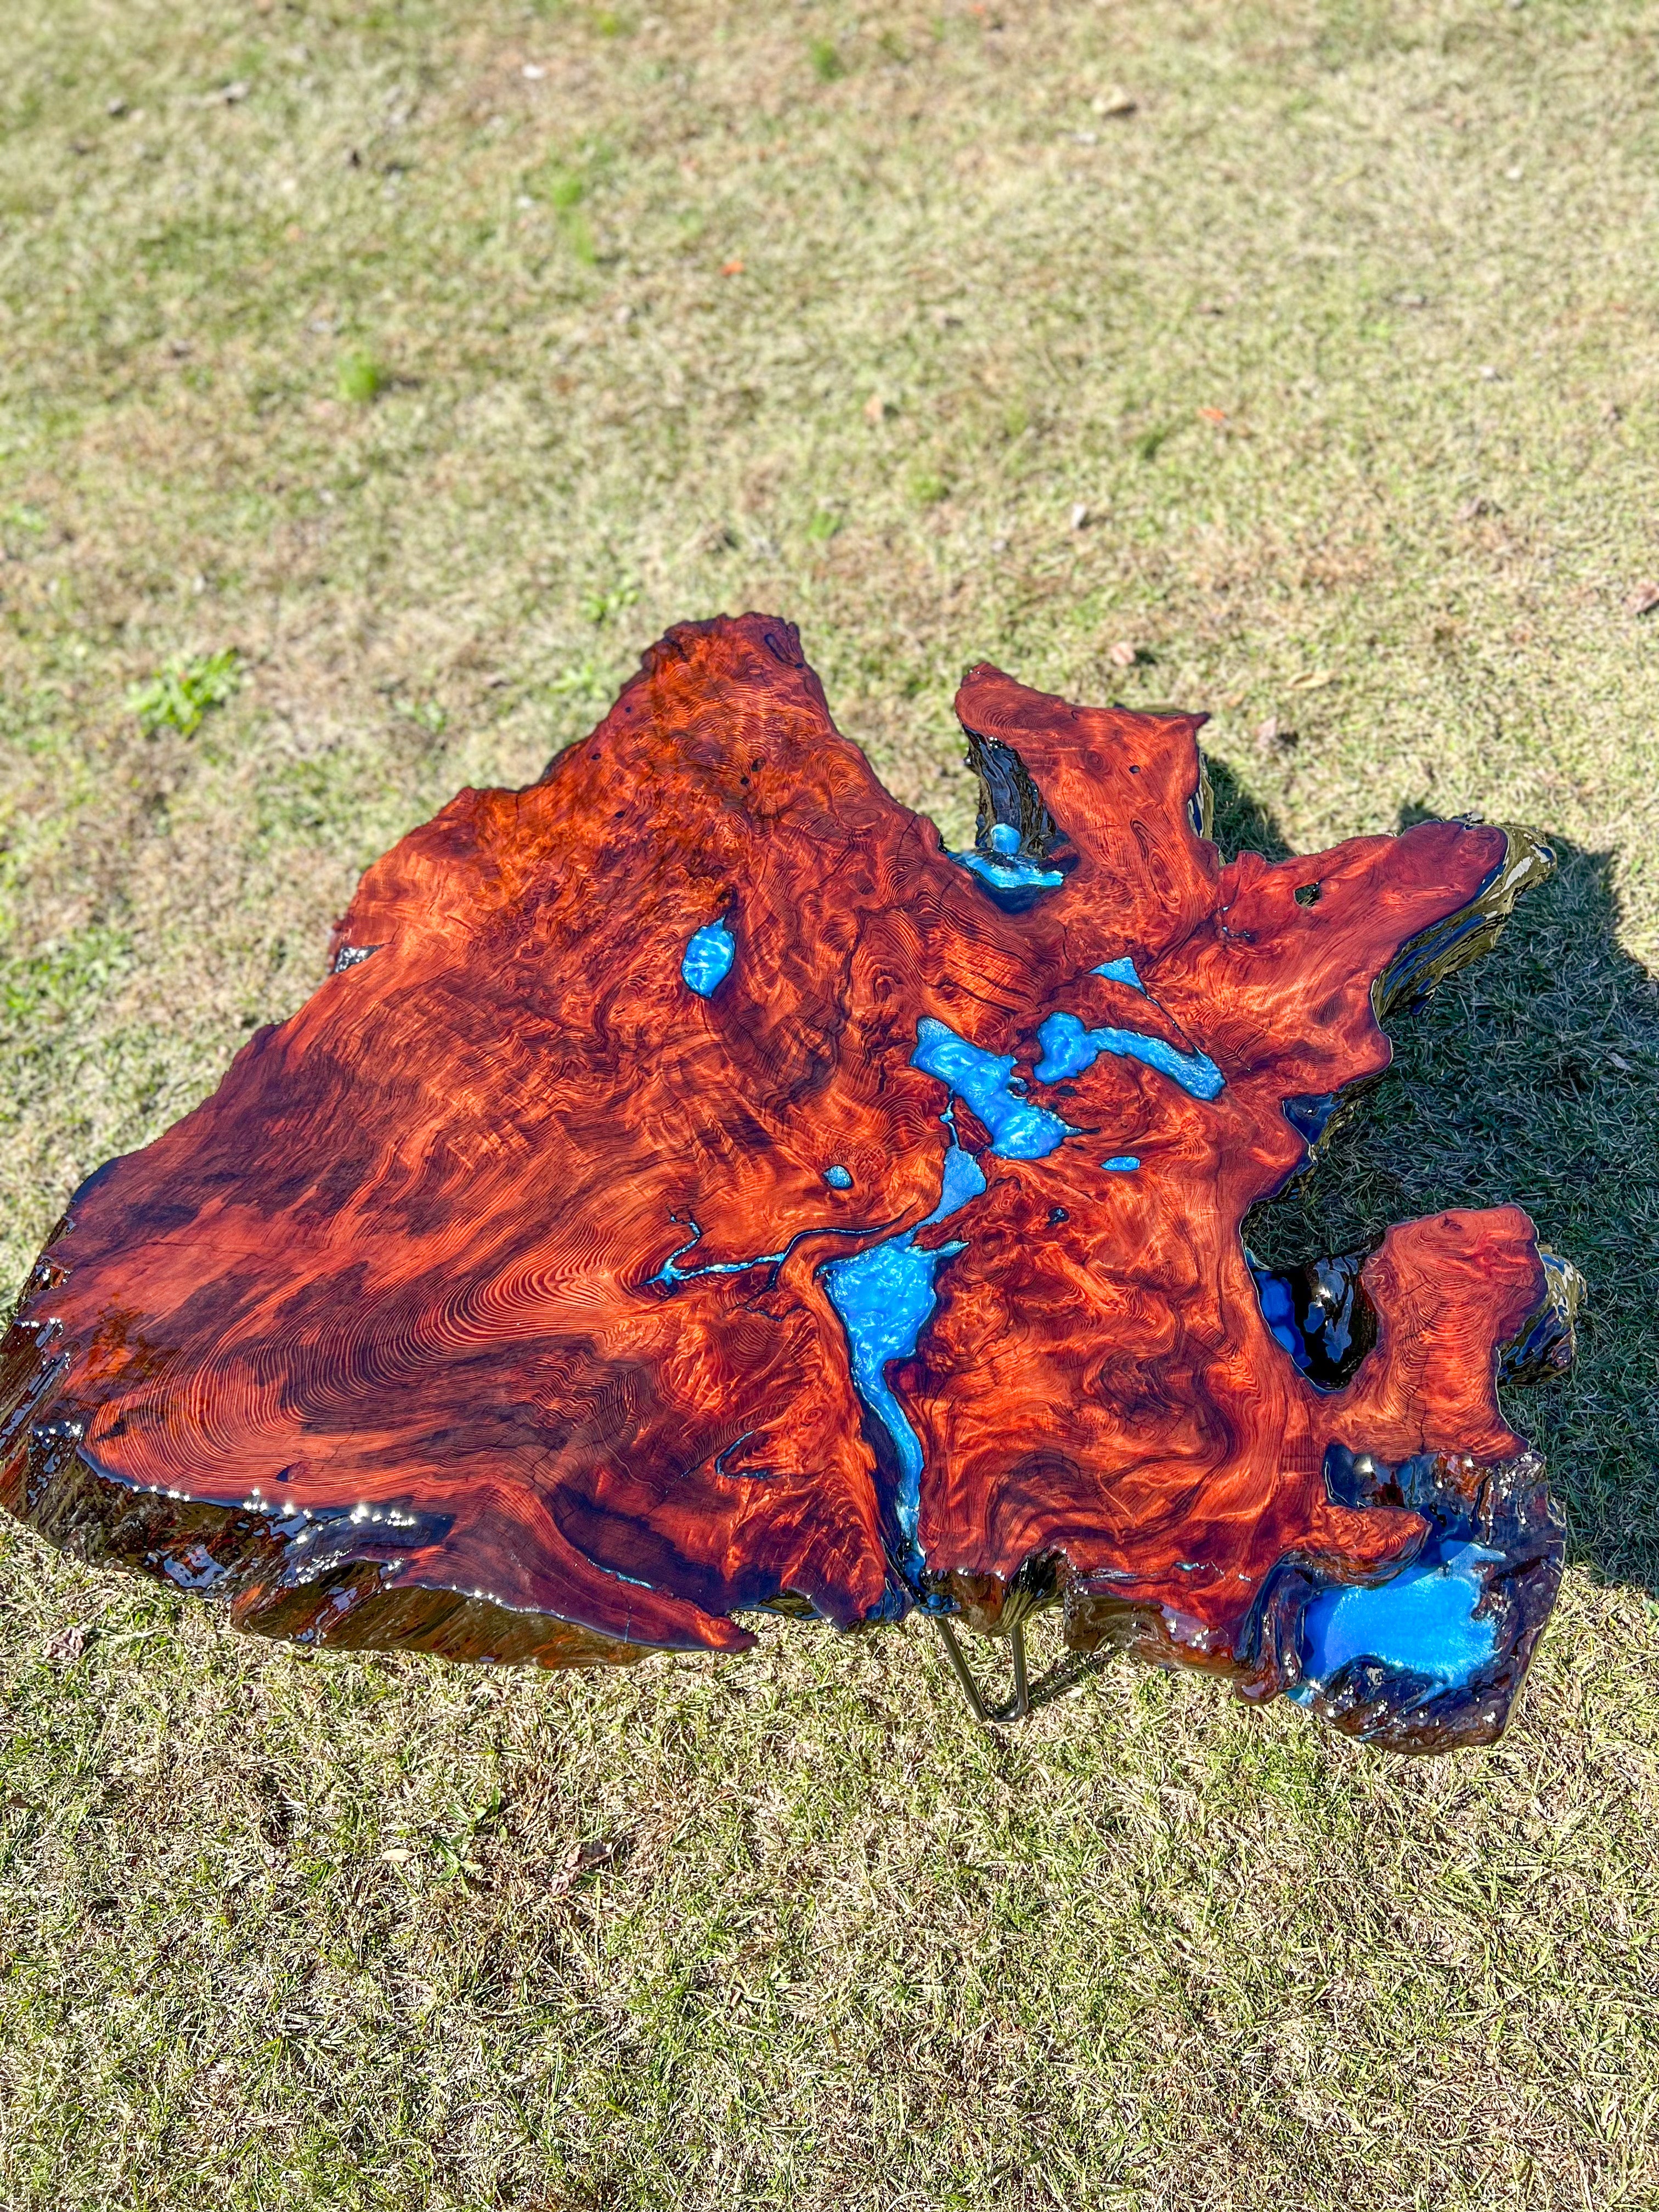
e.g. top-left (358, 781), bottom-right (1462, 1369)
top-left (1, 2), bottom-right (1657, 2205)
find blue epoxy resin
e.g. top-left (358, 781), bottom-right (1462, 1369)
top-left (681, 918), bottom-right (735, 996)
top-left (1102, 1155), bottom-right (1139, 1172)
top-left (952, 850), bottom-right (1068, 895)
top-left (1032, 1009), bottom-right (1224, 1101)
top-left (1284, 1092), bottom-right (1339, 1147)
top-left (825, 1165), bottom-right (853, 1190)
top-left (1295, 1537), bottom-right (1504, 1696)
top-left (1249, 1259), bottom-right (1310, 1368)
top-left (912, 1018), bottom-right (1076, 1158)
top-left (928, 1138), bottom-right (988, 1220)
top-left (651, 1218), bottom-right (788, 1287)
top-left (822, 1133), bottom-right (988, 1572)
top-left (949, 823), bottom-right (1065, 900)
top-left (1091, 956), bottom-right (1146, 992)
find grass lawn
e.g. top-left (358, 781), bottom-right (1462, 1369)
top-left (2, 1), bottom-right (1658, 2205)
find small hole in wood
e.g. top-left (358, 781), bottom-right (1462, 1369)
top-left (1294, 882), bottom-right (1321, 906)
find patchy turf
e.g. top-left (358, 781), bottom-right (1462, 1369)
top-left (1, 2), bottom-right (1657, 2207)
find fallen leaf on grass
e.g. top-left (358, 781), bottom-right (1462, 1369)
top-left (1284, 668), bottom-right (1335, 692)
top-left (550, 1838), bottom-right (617, 1897)
top-left (1107, 640), bottom-right (1137, 668)
top-left (43, 1623), bottom-right (88, 1665)
top-left (1624, 583), bottom-right (1659, 617)
top-left (863, 393), bottom-right (889, 424)
top-left (720, 256), bottom-right (745, 276)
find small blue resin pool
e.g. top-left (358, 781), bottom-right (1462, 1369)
top-left (822, 1136), bottom-right (988, 1568)
top-left (1092, 955), bottom-right (1146, 991)
top-left (1033, 1009), bottom-right (1224, 1101)
top-left (949, 820), bottom-right (1066, 898)
top-left (1293, 1534), bottom-right (1503, 1699)
top-left (681, 919), bottom-right (735, 996)
top-left (912, 1018), bottom-right (1075, 1159)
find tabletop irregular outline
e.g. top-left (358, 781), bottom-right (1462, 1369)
top-left (0, 613), bottom-right (1579, 1752)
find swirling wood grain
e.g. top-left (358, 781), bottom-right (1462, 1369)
top-left (0, 614), bottom-right (1573, 1750)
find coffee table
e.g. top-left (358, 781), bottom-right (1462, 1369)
top-left (0, 614), bottom-right (1577, 1753)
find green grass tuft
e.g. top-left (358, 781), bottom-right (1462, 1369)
top-left (336, 348), bottom-right (387, 405)
top-left (124, 649), bottom-right (240, 739)
top-left (544, 169), bottom-right (599, 263)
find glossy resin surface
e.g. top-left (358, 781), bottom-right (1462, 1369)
top-left (0, 614), bottom-right (1577, 1750)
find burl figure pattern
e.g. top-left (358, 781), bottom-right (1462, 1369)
top-left (0, 616), bottom-right (1579, 1752)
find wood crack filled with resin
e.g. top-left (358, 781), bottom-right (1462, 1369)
top-left (0, 614), bottom-right (1580, 1752)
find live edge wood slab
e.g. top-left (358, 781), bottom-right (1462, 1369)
top-left (0, 616), bottom-right (1581, 1753)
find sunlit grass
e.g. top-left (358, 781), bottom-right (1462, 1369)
top-left (0, 2), bottom-right (1656, 2206)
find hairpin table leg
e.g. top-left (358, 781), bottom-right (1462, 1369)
top-left (933, 1615), bottom-right (991, 1723)
top-left (1009, 1618), bottom-right (1029, 1720)
top-left (932, 1615), bottom-right (1030, 1725)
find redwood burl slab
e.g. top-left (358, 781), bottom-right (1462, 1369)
top-left (0, 615), bottom-right (1578, 1751)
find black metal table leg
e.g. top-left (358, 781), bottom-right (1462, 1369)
top-left (1009, 1620), bottom-right (1029, 1720)
top-left (932, 1615), bottom-right (1032, 1725)
top-left (933, 1615), bottom-right (992, 1723)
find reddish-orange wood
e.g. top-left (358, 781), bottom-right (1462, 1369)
top-left (0, 615), bottom-right (1572, 1750)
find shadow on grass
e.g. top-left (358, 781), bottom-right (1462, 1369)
top-left (1205, 755), bottom-right (1659, 1597)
